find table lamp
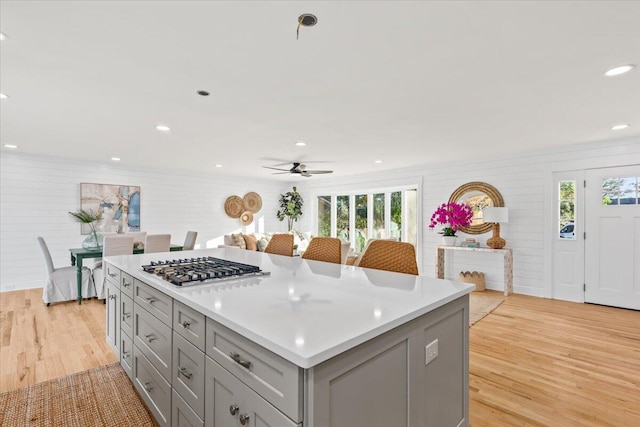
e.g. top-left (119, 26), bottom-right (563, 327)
top-left (483, 207), bottom-right (509, 249)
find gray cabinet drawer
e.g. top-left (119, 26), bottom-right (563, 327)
top-left (105, 263), bottom-right (121, 288)
top-left (121, 294), bottom-right (134, 339)
top-left (172, 390), bottom-right (203, 427)
top-left (173, 332), bottom-right (205, 420)
top-left (204, 357), bottom-right (299, 427)
top-left (133, 346), bottom-right (171, 427)
top-left (174, 300), bottom-right (205, 351)
top-left (134, 279), bottom-right (172, 326)
top-left (134, 304), bottom-right (172, 382)
top-left (105, 279), bottom-right (120, 358)
top-left (121, 272), bottom-right (134, 299)
top-left (120, 330), bottom-right (133, 381)
top-left (205, 318), bottom-right (303, 423)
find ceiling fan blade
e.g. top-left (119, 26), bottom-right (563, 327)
top-left (271, 171), bottom-right (291, 175)
top-left (304, 170), bottom-right (333, 174)
top-left (263, 166), bottom-right (290, 172)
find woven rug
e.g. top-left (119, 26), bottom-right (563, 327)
top-left (469, 290), bottom-right (506, 326)
top-left (0, 362), bottom-right (154, 426)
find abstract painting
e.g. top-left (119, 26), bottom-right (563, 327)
top-left (80, 182), bottom-right (141, 234)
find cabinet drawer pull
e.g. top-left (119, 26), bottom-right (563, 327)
top-left (109, 294), bottom-right (116, 300)
top-left (108, 272), bottom-right (117, 278)
top-left (229, 352), bottom-right (252, 369)
top-left (240, 414), bottom-right (250, 425)
top-left (178, 366), bottom-right (193, 379)
top-left (122, 280), bottom-right (131, 287)
top-left (144, 297), bottom-right (156, 304)
top-left (229, 404), bottom-right (239, 416)
top-left (122, 351), bottom-right (130, 359)
top-left (181, 320), bottom-right (191, 329)
top-left (122, 313), bottom-right (131, 320)
top-left (144, 334), bottom-right (156, 342)
top-left (143, 382), bottom-right (153, 393)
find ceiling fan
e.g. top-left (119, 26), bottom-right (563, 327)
top-left (263, 162), bottom-right (333, 177)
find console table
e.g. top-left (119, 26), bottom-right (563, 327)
top-left (436, 246), bottom-right (513, 296)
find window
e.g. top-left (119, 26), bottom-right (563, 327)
top-left (559, 180), bottom-right (575, 239)
top-left (602, 177), bottom-right (639, 205)
top-left (316, 187), bottom-right (418, 253)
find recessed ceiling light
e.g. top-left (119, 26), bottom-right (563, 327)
top-left (0, 32), bottom-right (7, 41)
top-left (374, 160), bottom-right (382, 164)
top-left (604, 64), bottom-right (635, 77)
top-left (295, 141), bottom-right (306, 146)
top-left (156, 125), bottom-right (170, 132)
top-left (0, 93), bottom-right (8, 99)
top-left (611, 124), bottom-right (630, 130)
top-left (197, 90), bottom-right (210, 96)
top-left (4, 144), bottom-right (17, 149)
top-left (111, 157), bottom-right (121, 161)
top-left (215, 164), bottom-right (222, 168)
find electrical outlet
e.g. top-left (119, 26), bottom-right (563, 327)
top-left (425, 339), bottom-right (439, 365)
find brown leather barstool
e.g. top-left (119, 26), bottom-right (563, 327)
top-left (264, 233), bottom-right (294, 257)
top-left (302, 237), bottom-right (342, 264)
top-left (355, 240), bottom-right (419, 275)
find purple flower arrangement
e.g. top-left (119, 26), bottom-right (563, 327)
top-left (428, 202), bottom-right (474, 236)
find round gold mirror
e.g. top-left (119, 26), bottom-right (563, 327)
top-left (448, 182), bottom-right (504, 234)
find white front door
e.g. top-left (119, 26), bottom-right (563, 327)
top-left (585, 165), bottom-right (640, 310)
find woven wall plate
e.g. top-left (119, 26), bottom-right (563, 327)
top-left (240, 210), bottom-right (254, 226)
top-left (224, 195), bottom-right (243, 218)
top-left (243, 192), bottom-right (262, 213)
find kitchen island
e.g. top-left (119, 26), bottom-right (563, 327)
top-left (105, 248), bottom-right (474, 427)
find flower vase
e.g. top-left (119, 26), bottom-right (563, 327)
top-left (82, 230), bottom-right (103, 249)
top-left (442, 236), bottom-right (457, 246)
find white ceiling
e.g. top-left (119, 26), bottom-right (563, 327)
top-left (1, 1), bottom-right (639, 181)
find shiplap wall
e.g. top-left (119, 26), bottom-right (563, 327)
top-left (0, 152), bottom-right (291, 292)
top-left (296, 137), bottom-right (640, 297)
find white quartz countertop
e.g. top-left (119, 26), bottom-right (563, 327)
top-left (108, 248), bottom-right (474, 369)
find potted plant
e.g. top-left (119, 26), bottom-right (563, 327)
top-left (428, 202), bottom-right (473, 246)
top-left (69, 209), bottom-right (103, 249)
top-left (276, 186), bottom-right (303, 232)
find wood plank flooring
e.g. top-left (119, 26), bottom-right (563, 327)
top-left (0, 289), bottom-right (116, 393)
top-left (1, 288), bottom-right (638, 426)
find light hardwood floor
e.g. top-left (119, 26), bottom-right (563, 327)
top-left (1, 288), bottom-right (638, 426)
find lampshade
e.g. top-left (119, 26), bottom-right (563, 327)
top-left (483, 207), bottom-right (509, 223)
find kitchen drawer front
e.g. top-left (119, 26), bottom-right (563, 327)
top-left (134, 279), bottom-right (173, 326)
top-left (174, 300), bottom-right (205, 351)
top-left (134, 304), bottom-right (172, 382)
top-left (121, 272), bottom-right (134, 299)
top-left (173, 332), bottom-right (205, 420)
top-left (172, 386), bottom-right (204, 427)
top-left (105, 263), bottom-right (121, 288)
top-left (205, 318), bottom-right (303, 423)
top-left (120, 329), bottom-right (134, 381)
top-left (120, 294), bottom-right (134, 339)
top-left (133, 346), bottom-right (171, 427)
top-left (204, 357), bottom-right (299, 427)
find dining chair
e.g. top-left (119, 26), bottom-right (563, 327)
top-left (264, 233), bottom-right (294, 257)
top-left (354, 240), bottom-right (419, 275)
top-left (126, 231), bottom-right (147, 247)
top-left (37, 236), bottom-right (95, 305)
top-left (183, 231), bottom-right (198, 250)
top-left (92, 235), bottom-right (134, 299)
top-left (144, 234), bottom-right (171, 253)
top-left (302, 237), bottom-right (342, 264)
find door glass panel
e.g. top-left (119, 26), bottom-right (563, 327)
top-left (337, 195), bottom-right (350, 242)
top-left (373, 193), bottom-right (385, 239)
top-left (559, 180), bottom-right (575, 239)
top-left (355, 194), bottom-right (368, 252)
top-left (317, 196), bottom-right (331, 237)
top-left (390, 191), bottom-right (402, 241)
top-left (620, 177), bottom-right (637, 205)
top-left (602, 178), bottom-right (621, 205)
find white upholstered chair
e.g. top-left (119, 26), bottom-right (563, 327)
top-left (144, 234), bottom-right (171, 253)
top-left (38, 236), bottom-right (95, 305)
top-left (183, 231), bottom-right (197, 250)
top-left (92, 235), bottom-right (134, 299)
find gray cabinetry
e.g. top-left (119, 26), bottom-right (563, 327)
top-left (105, 278), bottom-right (120, 357)
top-left (134, 345), bottom-right (172, 427)
top-left (173, 332), bottom-right (206, 420)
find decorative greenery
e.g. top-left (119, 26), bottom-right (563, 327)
top-left (69, 209), bottom-right (103, 243)
top-left (277, 186), bottom-right (304, 231)
top-left (428, 202), bottom-right (473, 236)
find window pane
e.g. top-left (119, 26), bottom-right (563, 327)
top-left (355, 194), bottom-right (368, 252)
top-left (405, 189), bottom-right (418, 246)
top-left (559, 181), bottom-right (575, 239)
top-left (337, 195), bottom-right (350, 242)
top-left (390, 191), bottom-right (402, 241)
top-left (317, 196), bottom-right (331, 237)
top-left (620, 177), bottom-right (637, 205)
top-left (602, 178), bottom-right (621, 205)
top-left (373, 193), bottom-right (385, 239)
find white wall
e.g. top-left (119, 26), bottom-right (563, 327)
top-left (296, 137), bottom-right (640, 297)
top-left (0, 152), bottom-right (291, 292)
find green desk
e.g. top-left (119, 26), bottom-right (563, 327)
top-left (69, 244), bottom-right (183, 304)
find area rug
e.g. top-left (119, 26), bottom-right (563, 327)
top-left (0, 362), bottom-right (154, 426)
top-left (469, 290), bottom-right (506, 326)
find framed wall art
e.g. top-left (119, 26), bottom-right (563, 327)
top-left (80, 182), bottom-right (141, 234)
